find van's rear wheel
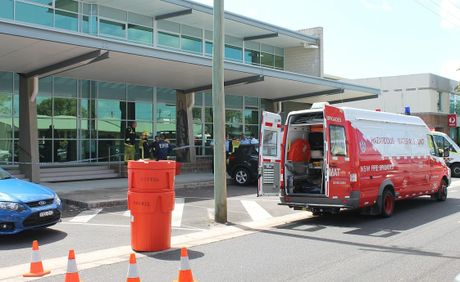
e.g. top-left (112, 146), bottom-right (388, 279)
top-left (432, 179), bottom-right (448, 201)
top-left (451, 163), bottom-right (460, 177)
top-left (381, 188), bottom-right (395, 218)
top-left (233, 167), bottom-right (250, 185)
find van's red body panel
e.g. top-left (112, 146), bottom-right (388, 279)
top-left (279, 105), bottom-right (450, 214)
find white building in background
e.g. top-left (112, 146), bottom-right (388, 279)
top-left (332, 73), bottom-right (459, 141)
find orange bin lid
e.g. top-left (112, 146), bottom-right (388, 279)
top-left (128, 160), bottom-right (176, 170)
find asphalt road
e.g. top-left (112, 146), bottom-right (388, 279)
top-left (1, 181), bottom-right (460, 282)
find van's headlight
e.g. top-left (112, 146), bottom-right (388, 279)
top-left (0, 201), bottom-right (24, 211)
top-left (55, 195), bottom-right (61, 206)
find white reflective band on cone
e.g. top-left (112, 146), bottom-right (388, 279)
top-left (31, 250), bottom-right (41, 263)
top-left (67, 259), bottom-right (78, 273)
top-left (180, 256), bottom-right (190, 270)
top-left (127, 264), bottom-right (139, 278)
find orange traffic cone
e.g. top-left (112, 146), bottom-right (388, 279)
top-left (173, 247), bottom-right (196, 282)
top-left (23, 240), bottom-right (51, 277)
top-left (65, 249), bottom-right (80, 282)
top-left (126, 253), bottom-right (141, 282)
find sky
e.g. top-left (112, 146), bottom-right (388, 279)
top-left (192, 0), bottom-right (460, 81)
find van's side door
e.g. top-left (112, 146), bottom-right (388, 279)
top-left (324, 105), bottom-right (351, 199)
top-left (258, 111), bottom-right (283, 196)
top-left (429, 134), bottom-right (447, 190)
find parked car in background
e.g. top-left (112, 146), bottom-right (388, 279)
top-left (431, 131), bottom-right (460, 177)
top-left (227, 144), bottom-right (259, 185)
top-left (0, 168), bottom-right (62, 234)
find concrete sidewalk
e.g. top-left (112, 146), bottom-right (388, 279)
top-left (45, 173), bottom-right (215, 208)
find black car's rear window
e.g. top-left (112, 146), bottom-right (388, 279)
top-left (236, 145), bottom-right (258, 155)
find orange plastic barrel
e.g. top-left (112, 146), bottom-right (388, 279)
top-left (127, 160), bottom-right (177, 252)
top-left (128, 191), bottom-right (175, 251)
top-left (128, 160), bottom-right (176, 193)
top-left (175, 162), bottom-right (182, 176)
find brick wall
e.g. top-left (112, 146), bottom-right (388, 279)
top-left (413, 113), bottom-right (449, 134)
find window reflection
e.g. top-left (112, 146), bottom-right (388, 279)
top-left (16, 2), bottom-right (53, 27)
top-left (128, 24), bottom-right (153, 45)
top-left (158, 32), bottom-right (180, 49)
top-left (181, 36), bottom-right (202, 53)
top-left (0, 139), bottom-right (12, 163)
top-left (55, 10), bottom-right (78, 31)
top-left (0, 94), bottom-right (12, 116)
top-left (0, 0), bottom-right (13, 19)
top-left (99, 18), bottom-right (126, 38)
top-left (96, 100), bottom-right (122, 119)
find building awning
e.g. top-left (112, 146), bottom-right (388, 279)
top-left (0, 21), bottom-right (379, 104)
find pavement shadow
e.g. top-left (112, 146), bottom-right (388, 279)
top-left (226, 196), bottom-right (460, 260)
top-left (0, 228), bottom-right (67, 250)
top-left (256, 224), bottom-right (460, 260)
top-left (146, 248), bottom-right (205, 261)
top-left (175, 184), bottom-right (258, 204)
top-left (283, 196), bottom-right (460, 236)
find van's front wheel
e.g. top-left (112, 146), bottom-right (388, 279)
top-left (380, 188), bottom-right (395, 218)
top-left (451, 163), bottom-right (460, 178)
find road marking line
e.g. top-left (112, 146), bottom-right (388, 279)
top-left (0, 213), bottom-right (311, 281)
top-left (62, 222), bottom-right (129, 228)
top-left (368, 230), bottom-right (391, 237)
top-left (69, 208), bottom-right (102, 223)
top-left (123, 210), bottom-right (131, 217)
top-left (241, 200), bottom-right (272, 221)
top-left (172, 198), bottom-right (185, 227)
top-left (61, 221), bottom-right (205, 231)
top-left (207, 208), bottom-right (214, 221)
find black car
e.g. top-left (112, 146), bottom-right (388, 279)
top-left (227, 144), bottom-right (259, 185)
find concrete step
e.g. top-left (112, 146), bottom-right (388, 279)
top-left (5, 165), bottom-right (120, 183)
top-left (40, 169), bottom-right (115, 177)
top-left (40, 166), bottom-right (110, 173)
top-left (41, 172), bottom-right (120, 183)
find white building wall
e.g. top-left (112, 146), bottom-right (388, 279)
top-left (284, 27), bottom-right (323, 77)
top-left (340, 74), bottom-right (456, 114)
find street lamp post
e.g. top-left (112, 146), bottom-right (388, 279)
top-left (212, 0), bottom-right (227, 223)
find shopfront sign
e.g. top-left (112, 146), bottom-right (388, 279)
top-left (448, 114), bottom-right (457, 127)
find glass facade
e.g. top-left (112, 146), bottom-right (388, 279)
top-left (1, 1), bottom-right (285, 69)
top-left (0, 71), bottom-right (261, 164)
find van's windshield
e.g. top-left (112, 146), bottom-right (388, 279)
top-left (436, 133), bottom-right (460, 153)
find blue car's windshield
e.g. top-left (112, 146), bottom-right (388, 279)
top-left (0, 168), bottom-right (12, 180)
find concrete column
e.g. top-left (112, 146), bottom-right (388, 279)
top-left (176, 91), bottom-right (196, 163)
top-left (18, 76), bottom-right (40, 182)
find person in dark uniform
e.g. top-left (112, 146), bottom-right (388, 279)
top-left (150, 135), bottom-right (159, 160)
top-left (124, 121), bottom-right (137, 163)
top-left (154, 134), bottom-right (171, 160)
top-left (139, 131), bottom-right (151, 159)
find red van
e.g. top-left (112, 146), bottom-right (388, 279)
top-left (258, 103), bottom-right (450, 217)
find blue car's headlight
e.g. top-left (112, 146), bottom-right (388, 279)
top-left (55, 195), bottom-right (61, 206)
top-left (0, 201), bottom-right (25, 212)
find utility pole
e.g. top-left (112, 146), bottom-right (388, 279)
top-left (212, 0), bottom-right (227, 223)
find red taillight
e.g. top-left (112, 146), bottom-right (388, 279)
top-left (280, 125), bottom-right (288, 190)
top-left (229, 154), bottom-right (236, 161)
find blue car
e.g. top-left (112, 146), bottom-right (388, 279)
top-left (0, 168), bottom-right (62, 234)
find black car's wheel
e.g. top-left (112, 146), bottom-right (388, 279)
top-left (432, 179), bottom-right (448, 201)
top-left (451, 163), bottom-right (460, 177)
top-left (380, 188), bottom-right (395, 218)
top-left (233, 167), bottom-right (251, 185)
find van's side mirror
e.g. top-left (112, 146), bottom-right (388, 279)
top-left (444, 147), bottom-right (450, 158)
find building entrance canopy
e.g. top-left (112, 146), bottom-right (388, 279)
top-left (0, 22), bottom-right (379, 104)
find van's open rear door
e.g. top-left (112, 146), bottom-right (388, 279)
top-left (258, 111), bottom-right (283, 196)
top-left (324, 105), bottom-right (351, 198)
